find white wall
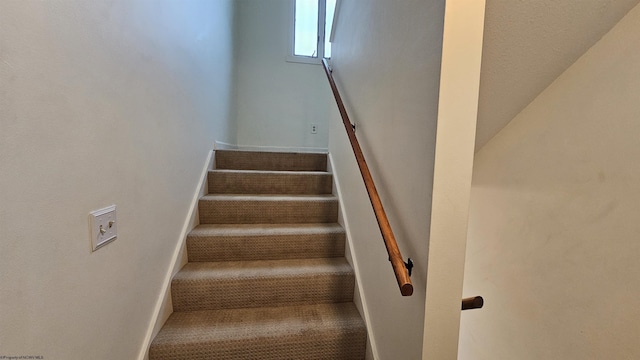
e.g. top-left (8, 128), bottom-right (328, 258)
top-left (234, 0), bottom-right (331, 149)
top-left (422, 1), bottom-right (486, 359)
top-left (327, 0), bottom-right (446, 358)
top-left (460, 3), bottom-right (640, 359)
top-left (0, 1), bottom-right (235, 359)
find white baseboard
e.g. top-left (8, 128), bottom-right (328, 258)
top-left (136, 150), bottom-right (214, 360)
top-left (213, 140), bottom-right (237, 150)
top-left (327, 152), bottom-right (379, 360)
top-left (214, 140), bottom-right (328, 154)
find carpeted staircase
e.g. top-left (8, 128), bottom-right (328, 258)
top-left (149, 150), bottom-right (367, 360)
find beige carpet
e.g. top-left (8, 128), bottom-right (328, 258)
top-left (215, 150), bottom-right (327, 171)
top-left (149, 303), bottom-right (366, 360)
top-left (208, 169), bottom-right (332, 194)
top-left (198, 194), bottom-right (339, 224)
top-left (149, 150), bottom-right (366, 360)
top-left (186, 224), bottom-right (346, 262)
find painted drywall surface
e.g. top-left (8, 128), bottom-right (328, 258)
top-left (234, 0), bottom-right (331, 149)
top-left (460, 3), bottom-right (640, 359)
top-left (475, 0), bottom-right (640, 151)
top-left (327, 0), bottom-right (445, 358)
top-left (421, 1), bottom-right (486, 359)
top-left (328, 153), bottom-right (376, 360)
top-left (0, 1), bottom-right (235, 359)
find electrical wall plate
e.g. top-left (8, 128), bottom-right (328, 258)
top-left (89, 205), bottom-right (117, 251)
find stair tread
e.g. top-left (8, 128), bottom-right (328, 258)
top-left (153, 303), bottom-right (363, 343)
top-left (210, 169), bottom-right (330, 175)
top-left (174, 258), bottom-right (352, 281)
top-left (188, 223), bottom-right (344, 237)
top-left (201, 194), bottom-right (337, 201)
top-left (186, 224), bottom-right (346, 262)
top-left (171, 258), bottom-right (355, 311)
top-left (150, 303), bottom-right (365, 359)
top-left (199, 194), bottom-right (338, 224)
top-left (216, 149), bottom-right (328, 155)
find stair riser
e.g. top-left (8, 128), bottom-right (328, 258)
top-left (208, 171), bottom-right (333, 195)
top-left (198, 199), bottom-right (338, 224)
top-left (187, 233), bottom-right (345, 262)
top-left (149, 303), bottom-right (366, 360)
top-left (150, 332), bottom-right (366, 360)
top-left (171, 274), bottom-right (355, 311)
top-left (215, 151), bottom-right (327, 171)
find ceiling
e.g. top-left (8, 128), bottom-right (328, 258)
top-left (475, 0), bottom-right (640, 151)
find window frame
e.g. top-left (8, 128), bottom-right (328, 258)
top-left (287, 0), bottom-right (329, 65)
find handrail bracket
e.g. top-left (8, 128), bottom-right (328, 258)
top-left (404, 258), bottom-right (413, 277)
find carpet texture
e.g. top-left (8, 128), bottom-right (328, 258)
top-left (149, 303), bottom-right (366, 360)
top-left (208, 170), bottom-right (332, 195)
top-left (186, 223), bottom-right (345, 262)
top-left (149, 150), bottom-right (366, 359)
top-left (215, 150), bottom-right (327, 171)
top-left (198, 194), bottom-right (339, 224)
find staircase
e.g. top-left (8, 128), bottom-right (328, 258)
top-left (149, 150), bottom-right (367, 360)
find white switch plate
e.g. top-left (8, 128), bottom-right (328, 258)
top-left (311, 124), bottom-right (318, 134)
top-left (89, 205), bottom-right (117, 251)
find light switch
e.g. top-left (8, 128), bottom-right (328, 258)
top-left (89, 205), bottom-right (117, 251)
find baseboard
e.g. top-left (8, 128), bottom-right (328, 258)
top-left (136, 150), bottom-right (214, 360)
top-left (213, 140), bottom-right (237, 150)
top-left (215, 140), bottom-right (328, 154)
top-left (327, 152), bottom-right (379, 360)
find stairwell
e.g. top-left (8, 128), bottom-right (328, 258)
top-left (149, 150), bottom-right (367, 360)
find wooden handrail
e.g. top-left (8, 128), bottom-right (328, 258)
top-left (321, 59), bottom-right (413, 296)
top-left (461, 296), bottom-right (484, 310)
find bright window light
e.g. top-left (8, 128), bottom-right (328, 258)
top-left (290, 0), bottom-right (336, 63)
top-left (324, 0), bottom-right (336, 58)
top-left (294, 0), bottom-right (319, 57)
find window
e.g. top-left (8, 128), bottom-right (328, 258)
top-left (288, 0), bottom-right (337, 64)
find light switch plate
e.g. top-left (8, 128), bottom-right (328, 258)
top-left (89, 205), bottom-right (117, 251)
